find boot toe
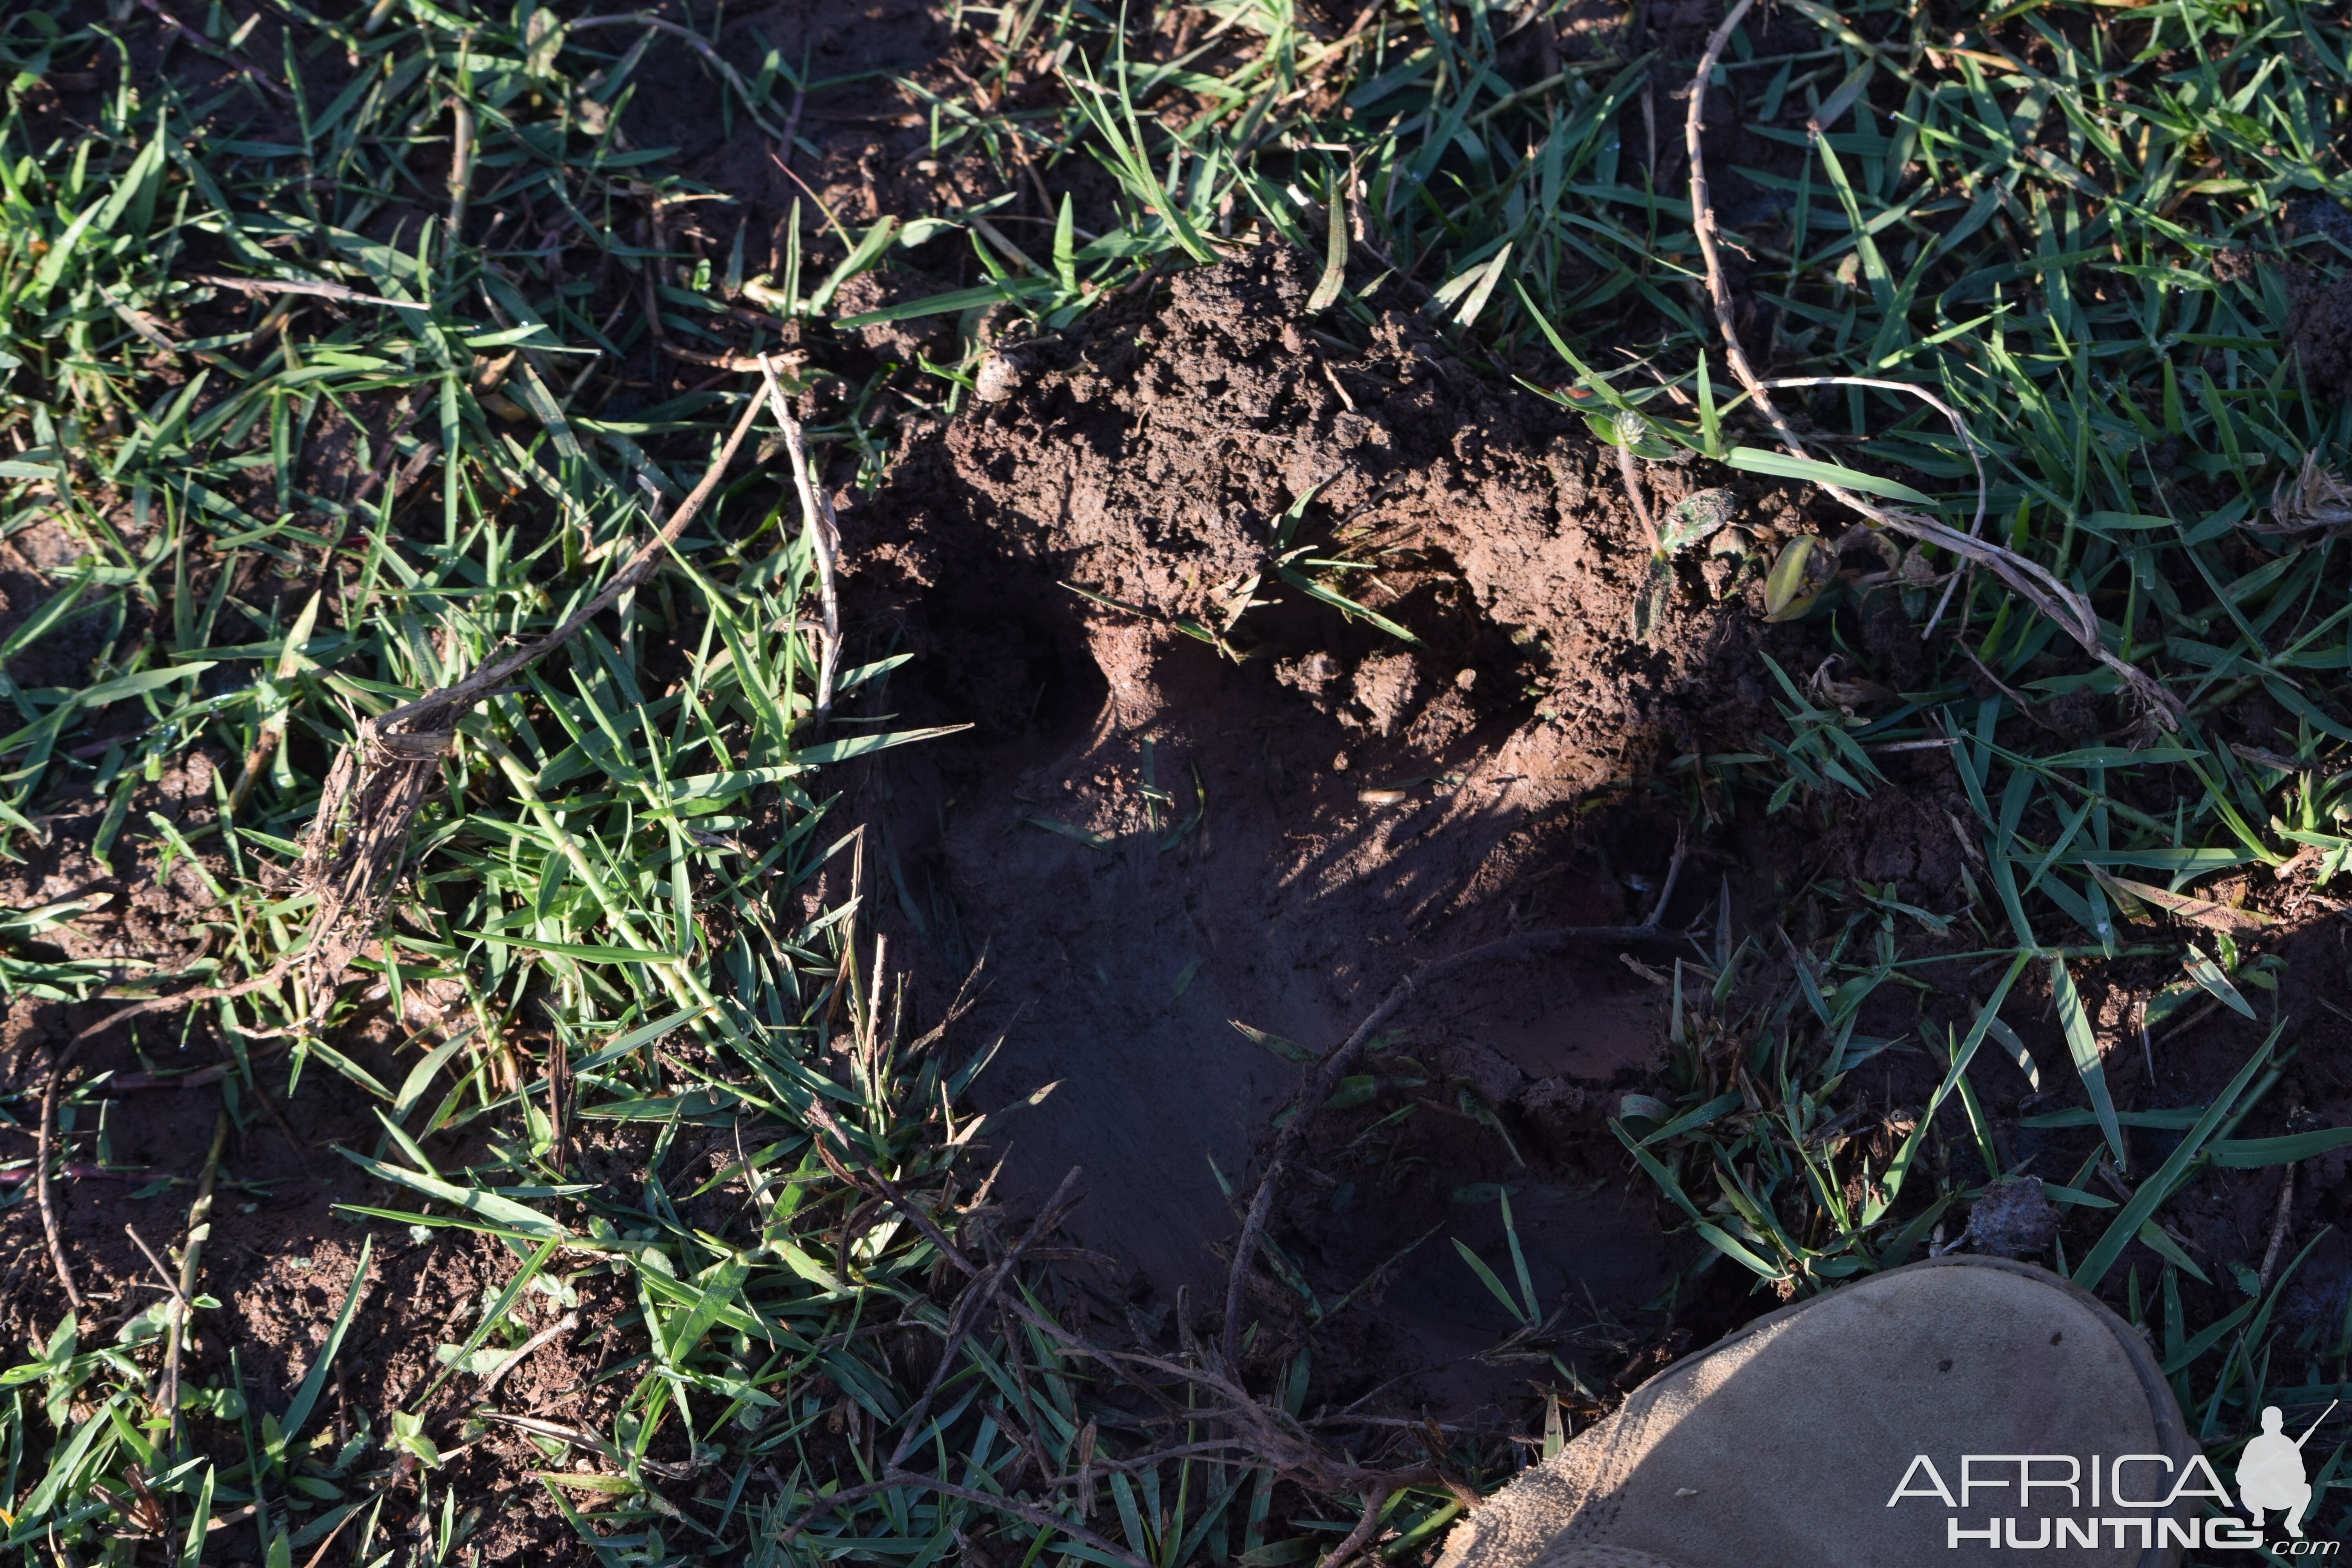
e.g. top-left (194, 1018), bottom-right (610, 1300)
top-left (1440, 1257), bottom-right (2194, 1568)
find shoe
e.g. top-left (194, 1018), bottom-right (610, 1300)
top-left (1437, 1256), bottom-right (2203, 1568)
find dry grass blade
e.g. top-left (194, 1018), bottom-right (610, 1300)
top-left (2253, 454), bottom-right (2352, 536)
top-left (2087, 865), bottom-right (2275, 933)
top-left (162, 1113), bottom-right (229, 1453)
top-left (36, 1036), bottom-right (88, 1311)
top-left (183, 273), bottom-right (407, 308)
top-left (758, 357), bottom-right (844, 726)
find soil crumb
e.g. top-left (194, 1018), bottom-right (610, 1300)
top-left (837, 247), bottom-right (1802, 1402)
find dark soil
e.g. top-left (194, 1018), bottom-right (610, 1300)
top-left (828, 245), bottom-right (1836, 1407)
top-left (818, 237), bottom-right (2352, 1419)
top-left (2290, 264), bottom-right (2352, 406)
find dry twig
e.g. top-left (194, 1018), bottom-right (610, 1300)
top-left (39, 371), bottom-right (776, 1307)
top-left (757, 360), bottom-right (844, 726)
top-left (1326, 1489), bottom-right (1397, 1568)
top-left (110, 369), bottom-right (767, 1038)
top-left (36, 1037), bottom-right (86, 1311)
top-left (477, 1310), bottom-right (581, 1402)
top-left (163, 1114), bottom-right (229, 1452)
top-left (2258, 1161), bottom-right (2298, 1290)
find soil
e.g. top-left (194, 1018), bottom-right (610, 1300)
top-left (828, 245), bottom-right (1828, 1405)
top-left (821, 237), bottom-right (2352, 1416)
top-left (2290, 263), bottom-right (2352, 406)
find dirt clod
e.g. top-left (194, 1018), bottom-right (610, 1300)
top-left (1969, 1176), bottom-right (2063, 1259)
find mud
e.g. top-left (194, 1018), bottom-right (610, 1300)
top-left (829, 246), bottom-right (1832, 1399)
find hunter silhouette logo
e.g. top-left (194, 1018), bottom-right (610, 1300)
top-left (2237, 1402), bottom-right (2335, 1539)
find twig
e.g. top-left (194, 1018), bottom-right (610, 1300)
top-left (888, 1167), bottom-right (1085, 1466)
top-left (1219, 1159), bottom-right (1285, 1375)
top-left (477, 1309), bottom-right (579, 1402)
top-left (1325, 1489), bottom-right (1394, 1568)
top-left (1034, 1439), bottom-right (1275, 1481)
top-left (43, 384), bottom-right (772, 1307)
top-left (1680, 3), bottom-right (2178, 728)
top-left (1613, 431), bottom-right (1661, 555)
top-left (1748, 374), bottom-right (1990, 640)
top-left (757, 357), bottom-right (844, 727)
top-left (2258, 1162), bottom-right (2298, 1290)
top-left (86, 375), bottom-right (771, 1053)
top-left (185, 273), bottom-right (404, 309)
top-left (123, 1220), bottom-right (195, 1432)
top-left (444, 94), bottom-right (475, 252)
top-left (37, 1037), bottom-right (87, 1311)
top-left (1221, 835), bottom-right (1689, 1373)
top-left (362, 360), bottom-right (768, 737)
top-left (71, 967), bottom-right (316, 1045)
top-left (164, 1114), bottom-right (229, 1454)
top-left (2150, 994), bottom-right (2225, 1049)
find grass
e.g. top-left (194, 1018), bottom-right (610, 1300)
top-left (0, 0), bottom-right (2350, 1559)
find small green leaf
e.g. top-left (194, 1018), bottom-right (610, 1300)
top-left (2183, 947), bottom-right (2257, 1018)
top-left (2051, 957), bottom-right (2127, 1171)
top-left (1025, 816), bottom-right (1114, 849)
top-left (1726, 445), bottom-right (1935, 505)
top-left (1451, 1237), bottom-right (1535, 1325)
top-left (1762, 535), bottom-right (1829, 621)
top-left (1233, 1020), bottom-right (1315, 1062)
top-left (281, 1236), bottom-right (372, 1441)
